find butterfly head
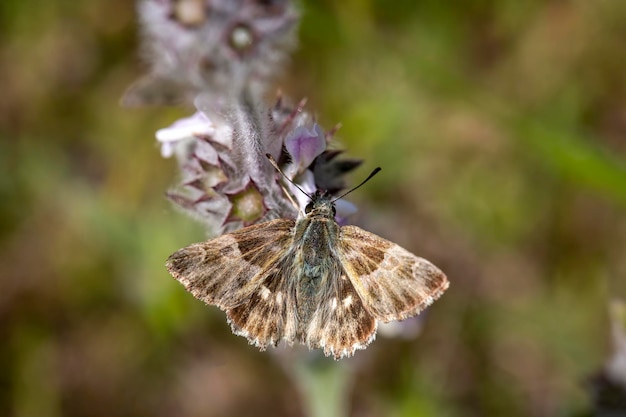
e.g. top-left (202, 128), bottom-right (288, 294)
top-left (304, 190), bottom-right (336, 219)
top-left (265, 153), bottom-right (381, 221)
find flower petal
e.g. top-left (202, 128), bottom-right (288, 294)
top-left (286, 170), bottom-right (316, 213)
top-left (334, 199), bottom-right (357, 225)
top-left (155, 111), bottom-right (214, 158)
top-left (284, 124), bottom-right (326, 171)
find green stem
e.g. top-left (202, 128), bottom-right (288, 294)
top-left (292, 356), bottom-right (353, 417)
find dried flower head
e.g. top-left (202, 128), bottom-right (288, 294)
top-left (159, 95), bottom-right (363, 234)
top-left (123, 0), bottom-right (299, 106)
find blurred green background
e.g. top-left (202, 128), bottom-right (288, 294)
top-left (2, 0), bottom-right (626, 416)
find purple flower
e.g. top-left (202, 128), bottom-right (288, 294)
top-left (284, 123), bottom-right (326, 172)
top-left (333, 199), bottom-right (357, 226)
top-left (156, 95), bottom-right (364, 234)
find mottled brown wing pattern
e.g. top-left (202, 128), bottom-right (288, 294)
top-left (166, 219), bottom-right (295, 310)
top-left (225, 256), bottom-right (297, 350)
top-left (304, 262), bottom-right (377, 359)
top-left (338, 225), bottom-right (449, 323)
top-left (167, 211), bottom-right (448, 358)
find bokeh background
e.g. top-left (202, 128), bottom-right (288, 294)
top-left (2, 1), bottom-right (626, 416)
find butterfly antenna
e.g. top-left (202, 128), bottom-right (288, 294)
top-left (266, 154), bottom-right (312, 215)
top-left (331, 167), bottom-right (382, 203)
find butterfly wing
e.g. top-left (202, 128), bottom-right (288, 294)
top-left (304, 261), bottom-right (378, 359)
top-left (225, 255), bottom-right (297, 350)
top-left (337, 225), bottom-right (449, 323)
top-left (166, 218), bottom-right (296, 348)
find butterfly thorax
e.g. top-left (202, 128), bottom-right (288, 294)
top-left (292, 191), bottom-right (340, 335)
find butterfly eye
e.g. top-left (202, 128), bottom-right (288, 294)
top-left (305, 202), bottom-right (313, 214)
top-left (331, 205), bottom-right (336, 217)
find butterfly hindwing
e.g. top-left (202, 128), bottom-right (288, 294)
top-left (338, 225), bottom-right (449, 323)
top-left (225, 256), bottom-right (297, 349)
top-left (304, 260), bottom-right (377, 359)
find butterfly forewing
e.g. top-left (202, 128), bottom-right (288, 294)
top-left (338, 225), bottom-right (449, 323)
top-left (166, 219), bottom-right (295, 310)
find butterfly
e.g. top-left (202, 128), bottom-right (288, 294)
top-left (166, 158), bottom-right (449, 359)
